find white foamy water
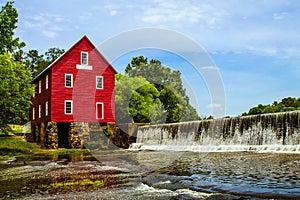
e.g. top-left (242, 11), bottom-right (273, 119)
top-left (131, 143), bottom-right (300, 153)
top-left (132, 111), bottom-right (300, 153)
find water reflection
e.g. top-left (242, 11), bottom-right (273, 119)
top-left (0, 151), bottom-right (300, 199)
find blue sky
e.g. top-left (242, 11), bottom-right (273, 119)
top-left (7, 0), bottom-right (300, 117)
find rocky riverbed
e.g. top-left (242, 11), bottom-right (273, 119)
top-left (1, 150), bottom-right (300, 199)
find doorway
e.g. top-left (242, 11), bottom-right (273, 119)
top-left (57, 122), bottom-right (70, 148)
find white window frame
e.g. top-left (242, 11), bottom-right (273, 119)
top-left (96, 102), bottom-right (104, 119)
top-left (39, 80), bottom-right (42, 93)
top-left (65, 74), bottom-right (73, 88)
top-left (46, 75), bottom-right (49, 90)
top-left (65, 100), bottom-right (73, 115)
top-left (32, 108), bottom-right (35, 120)
top-left (96, 76), bottom-right (103, 89)
top-left (45, 101), bottom-right (49, 116)
top-left (81, 52), bottom-right (88, 65)
top-left (38, 105), bottom-right (41, 118)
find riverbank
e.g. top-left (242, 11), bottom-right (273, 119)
top-left (0, 136), bottom-right (90, 160)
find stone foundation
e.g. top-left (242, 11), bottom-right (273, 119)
top-left (27, 122), bottom-right (144, 149)
top-left (68, 122), bottom-right (89, 149)
top-left (40, 122), bottom-right (46, 148)
top-left (108, 123), bottom-right (148, 148)
top-left (45, 122), bottom-right (58, 149)
top-left (34, 124), bottom-right (39, 143)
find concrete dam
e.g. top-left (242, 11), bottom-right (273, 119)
top-left (131, 111), bottom-right (300, 152)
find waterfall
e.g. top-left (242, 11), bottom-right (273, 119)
top-left (131, 111), bottom-right (300, 152)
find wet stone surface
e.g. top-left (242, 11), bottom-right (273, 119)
top-left (1, 151), bottom-right (300, 199)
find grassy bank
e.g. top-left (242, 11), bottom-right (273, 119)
top-left (0, 136), bottom-right (90, 160)
top-left (0, 136), bottom-right (40, 159)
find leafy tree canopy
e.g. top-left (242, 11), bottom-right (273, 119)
top-left (121, 56), bottom-right (200, 123)
top-left (242, 97), bottom-right (300, 116)
top-left (0, 53), bottom-right (34, 133)
top-left (0, 1), bottom-right (25, 60)
top-left (115, 74), bottom-right (149, 123)
top-left (24, 47), bottom-right (65, 77)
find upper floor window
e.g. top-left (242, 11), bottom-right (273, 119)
top-left (76, 52), bottom-right (92, 70)
top-left (65, 74), bottom-right (73, 88)
top-left (46, 75), bottom-right (49, 89)
top-left (65, 100), bottom-right (73, 114)
top-left (39, 80), bottom-right (42, 93)
top-left (81, 52), bottom-right (88, 65)
top-left (96, 76), bottom-right (103, 89)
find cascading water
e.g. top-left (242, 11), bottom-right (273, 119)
top-left (132, 111), bottom-right (300, 152)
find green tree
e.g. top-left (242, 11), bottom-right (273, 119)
top-left (243, 97), bottom-right (300, 116)
top-left (125, 56), bottom-right (199, 122)
top-left (24, 48), bottom-right (64, 77)
top-left (45, 47), bottom-right (65, 63)
top-left (24, 50), bottom-right (48, 77)
top-left (281, 97), bottom-right (295, 107)
top-left (116, 74), bottom-right (167, 124)
top-left (129, 83), bottom-right (164, 123)
top-left (0, 1), bottom-right (25, 60)
top-left (0, 53), bottom-right (34, 133)
top-left (115, 74), bottom-right (149, 123)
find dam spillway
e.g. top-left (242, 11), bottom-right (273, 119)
top-left (132, 111), bottom-right (300, 152)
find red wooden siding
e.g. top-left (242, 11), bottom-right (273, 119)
top-left (31, 73), bottom-right (51, 124)
top-left (30, 36), bottom-right (116, 125)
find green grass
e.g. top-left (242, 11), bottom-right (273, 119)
top-left (0, 136), bottom-right (41, 159)
top-left (40, 179), bottom-right (106, 193)
top-left (42, 148), bottom-right (90, 156)
top-left (8, 124), bottom-right (23, 133)
top-left (0, 136), bottom-right (91, 160)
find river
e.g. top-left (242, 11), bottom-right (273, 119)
top-left (1, 150), bottom-right (300, 199)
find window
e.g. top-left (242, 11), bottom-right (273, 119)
top-left (45, 101), bottom-right (48, 116)
top-left (38, 105), bottom-right (41, 118)
top-left (39, 80), bottom-right (42, 93)
top-left (46, 75), bottom-right (49, 89)
top-left (65, 100), bottom-right (72, 114)
top-left (76, 52), bottom-right (92, 70)
top-left (96, 76), bottom-right (103, 89)
top-left (65, 74), bottom-right (73, 88)
top-left (96, 102), bottom-right (104, 119)
top-left (32, 108), bottom-right (35, 120)
top-left (81, 52), bottom-right (88, 65)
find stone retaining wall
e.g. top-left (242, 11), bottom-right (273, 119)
top-left (27, 122), bottom-right (146, 149)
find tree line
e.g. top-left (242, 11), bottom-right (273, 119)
top-left (242, 97), bottom-right (300, 116)
top-left (0, 1), bottom-right (64, 133)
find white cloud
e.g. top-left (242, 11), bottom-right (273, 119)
top-left (104, 4), bottom-right (120, 16)
top-left (207, 103), bottom-right (221, 108)
top-left (41, 30), bottom-right (58, 38)
top-left (246, 46), bottom-right (278, 56)
top-left (22, 13), bottom-right (68, 38)
top-left (17, 0), bottom-right (300, 59)
top-left (200, 66), bottom-right (218, 70)
top-left (138, 0), bottom-right (228, 28)
top-left (273, 12), bottom-right (288, 20)
top-left (128, 0), bottom-right (299, 58)
top-left (110, 10), bottom-right (118, 16)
